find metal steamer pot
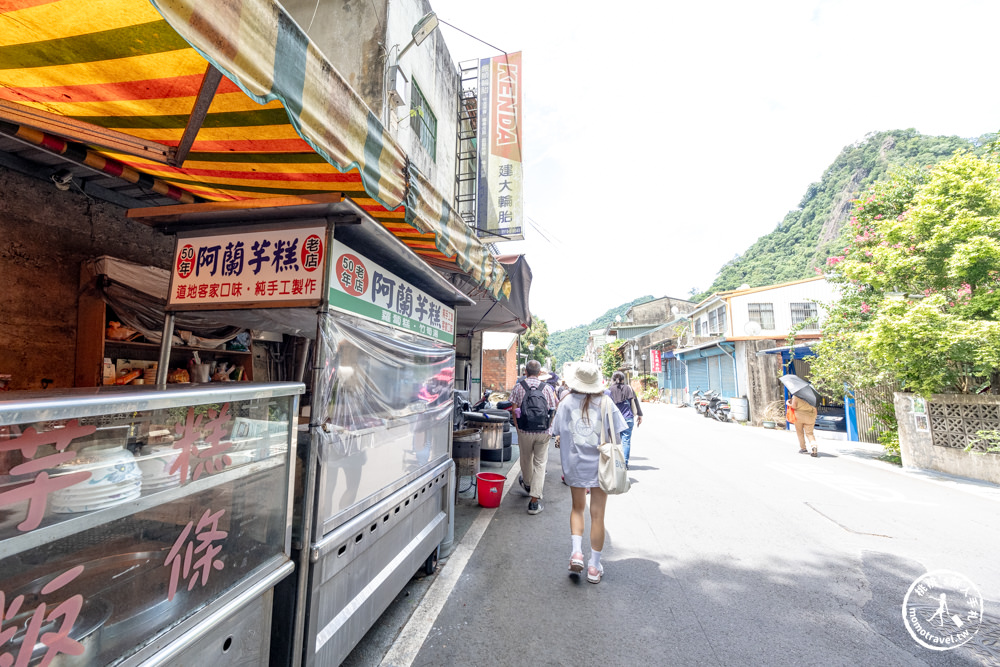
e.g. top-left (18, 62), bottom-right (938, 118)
top-left (460, 412), bottom-right (507, 450)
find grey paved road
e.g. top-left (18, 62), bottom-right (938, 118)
top-left (372, 403), bottom-right (1000, 666)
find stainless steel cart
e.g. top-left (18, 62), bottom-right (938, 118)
top-left (0, 382), bottom-right (303, 665)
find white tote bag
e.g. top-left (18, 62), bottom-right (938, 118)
top-left (598, 397), bottom-right (631, 495)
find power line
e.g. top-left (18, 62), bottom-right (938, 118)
top-left (437, 18), bottom-right (508, 57)
top-left (527, 215), bottom-right (562, 246)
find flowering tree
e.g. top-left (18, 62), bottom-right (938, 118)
top-left (812, 153), bottom-right (1000, 398)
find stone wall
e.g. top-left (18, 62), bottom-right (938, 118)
top-left (744, 340), bottom-right (785, 426)
top-left (0, 166), bottom-right (173, 390)
top-left (895, 392), bottom-right (1000, 485)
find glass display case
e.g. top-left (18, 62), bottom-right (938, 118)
top-left (0, 382), bottom-right (302, 666)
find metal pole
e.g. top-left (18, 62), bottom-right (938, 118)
top-left (289, 221), bottom-right (336, 667)
top-left (155, 312), bottom-right (175, 385)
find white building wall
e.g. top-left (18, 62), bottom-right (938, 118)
top-left (734, 341), bottom-right (748, 397)
top-left (729, 279), bottom-right (835, 337)
top-left (384, 0), bottom-right (459, 200)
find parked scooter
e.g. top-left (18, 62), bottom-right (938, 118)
top-left (692, 388), bottom-right (710, 416)
top-left (706, 393), bottom-right (732, 422)
top-left (471, 390), bottom-right (494, 412)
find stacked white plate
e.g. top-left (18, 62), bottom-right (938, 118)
top-left (50, 446), bottom-right (142, 513)
top-left (136, 444), bottom-right (182, 492)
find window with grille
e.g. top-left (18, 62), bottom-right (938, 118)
top-left (708, 309), bottom-right (717, 333)
top-left (694, 319), bottom-right (702, 336)
top-left (748, 303), bottom-right (775, 330)
top-left (410, 82), bottom-right (437, 160)
top-left (790, 302), bottom-right (818, 327)
top-left (715, 306), bottom-right (727, 334)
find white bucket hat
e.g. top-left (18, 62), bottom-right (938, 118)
top-left (566, 362), bottom-right (605, 394)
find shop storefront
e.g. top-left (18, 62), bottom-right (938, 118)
top-left (133, 199), bottom-right (471, 666)
top-left (0, 199), bottom-right (473, 664)
top-left (0, 3), bottom-right (529, 662)
top-left (678, 342), bottom-right (738, 400)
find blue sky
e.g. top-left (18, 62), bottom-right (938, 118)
top-left (428, 0), bottom-right (1000, 331)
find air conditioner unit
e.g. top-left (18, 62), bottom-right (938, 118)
top-left (387, 65), bottom-right (408, 108)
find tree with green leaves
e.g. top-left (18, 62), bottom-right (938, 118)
top-left (521, 316), bottom-right (553, 367)
top-left (599, 345), bottom-right (623, 381)
top-left (812, 152), bottom-right (1000, 398)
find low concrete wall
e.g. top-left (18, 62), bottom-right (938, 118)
top-left (895, 392), bottom-right (1000, 485)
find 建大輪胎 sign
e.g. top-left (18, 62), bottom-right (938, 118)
top-left (167, 225), bottom-right (326, 310)
top-left (329, 241), bottom-right (455, 344)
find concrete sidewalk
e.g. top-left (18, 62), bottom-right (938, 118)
top-left (339, 436), bottom-right (523, 667)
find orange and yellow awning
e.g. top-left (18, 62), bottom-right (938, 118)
top-left (0, 0), bottom-right (509, 297)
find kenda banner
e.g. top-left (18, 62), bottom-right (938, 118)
top-left (328, 241), bottom-right (455, 344)
top-left (476, 51), bottom-right (524, 242)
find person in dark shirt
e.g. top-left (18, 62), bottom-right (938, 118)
top-left (608, 371), bottom-right (643, 469)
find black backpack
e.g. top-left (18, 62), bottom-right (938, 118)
top-left (517, 380), bottom-right (549, 431)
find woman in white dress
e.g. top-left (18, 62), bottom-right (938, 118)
top-left (552, 362), bottom-right (627, 584)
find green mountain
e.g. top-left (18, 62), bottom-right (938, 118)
top-left (548, 295), bottom-right (655, 365)
top-left (695, 129), bottom-right (991, 299)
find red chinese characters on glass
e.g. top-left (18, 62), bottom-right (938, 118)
top-left (165, 508), bottom-right (228, 601)
top-left (0, 421), bottom-right (95, 532)
top-left (0, 565), bottom-right (86, 666)
top-left (168, 404), bottom-right (233, 484)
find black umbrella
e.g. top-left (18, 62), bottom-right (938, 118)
top-left (779, 374), bottom-right (821, 406)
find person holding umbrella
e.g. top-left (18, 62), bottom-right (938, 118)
top-left (779, 375), bottom-right (821, 457)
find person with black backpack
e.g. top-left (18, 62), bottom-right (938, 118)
top-left (509, 359), bottom-right (558, 515)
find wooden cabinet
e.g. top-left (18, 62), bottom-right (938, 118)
top-left (74, 266), bottom-right (254, 387)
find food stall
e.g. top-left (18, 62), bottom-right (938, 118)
top-left (0, 381), bottom-right (303, 665)
top-left (129, 196), bottom-right (473, 666)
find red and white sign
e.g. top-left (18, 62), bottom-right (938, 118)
top-left (651, 351), bottom-right (662, 373)
top-left (167, 226), bottom-right (325, 310)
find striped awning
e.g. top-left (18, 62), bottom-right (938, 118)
top-left (0, 0), bottom-right (509, 298)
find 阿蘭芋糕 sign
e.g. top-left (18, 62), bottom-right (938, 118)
top-left (167, 226), bottom-right (325, 309)
top-left (329, 241), bottom-right (454, 344)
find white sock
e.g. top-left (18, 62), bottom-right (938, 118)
top-left (571, 535), bottom-right (582, 555)
top-left (590, 549), bottom-right (602, 569)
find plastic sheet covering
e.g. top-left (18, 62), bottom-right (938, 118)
top-left (101, 276), bottom-right (241, 348)
top-left (88, 256), bottom-right (318, 340)
top-left (312, 313), bottom-right (453, 520)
